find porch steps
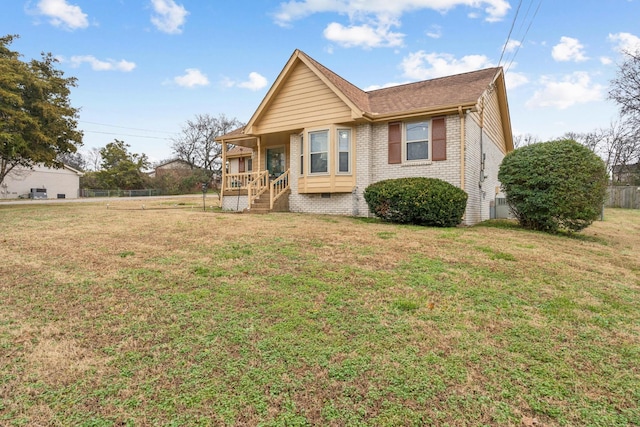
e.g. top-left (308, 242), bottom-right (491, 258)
top-left (245, 189), bottom-right (290, 214)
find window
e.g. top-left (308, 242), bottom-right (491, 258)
top-left (247, 158), bottom-right (253, 172)
top-left (309, 130), bottom-right (328, 173)
top-left (405, 121), bottom-right (429, 161)
top-left (299, 134), bottom-right (304, 175)
top-left (337, 129), bottom-right (351, 173)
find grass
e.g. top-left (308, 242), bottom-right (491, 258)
top-left (1, 197), bottom-right (639, 426)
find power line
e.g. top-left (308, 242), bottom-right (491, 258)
top-left (505, 0), bottom-right (543, 73)
top-left (498, 0), bottom-right (523, 67)
top-left (79, 120), bottom-right (176, 135)
top-left (82, 129), bottom-right (172, 140)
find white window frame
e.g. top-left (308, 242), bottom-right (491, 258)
top-left (336, 128), bottom-right (352, 174)
top-left (404, 120), bottom-right (430, 162)
top-left (308, 129), bottom-right (330, 175)
top-left (299, 134), bottom-right (304, 175)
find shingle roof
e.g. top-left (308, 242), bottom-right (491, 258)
top-left (218, 50), bottom-right (503, 140)
top-left (367, 67), bottom-right (501, 115)
top-left (298, 50), bottom-right (499, 117)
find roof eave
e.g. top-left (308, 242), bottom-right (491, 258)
top-left (364, 101), bottom-right (479, 122)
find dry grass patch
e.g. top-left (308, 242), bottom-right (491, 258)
top-left (1, 200), bottom-right (639, 426)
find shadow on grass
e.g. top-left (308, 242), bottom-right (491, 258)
top-left (476, 219), bottom-right (609, 245)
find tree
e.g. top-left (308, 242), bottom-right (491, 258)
top-left (609, 49), bottom-right (640, 126)
top-left (512, 133), bottom-right (539, 149)
top-left (498, 139), bottom-right (608, 233)
top-left (0, 34), bottom-right (83, 186)
top-left (57, 151), bottom-right (86, 171)
top-left (95, 139), bottom-right (150, 189)
top-left (171, 113), bottom-right (243, 180)
top-left (85, 147), bottom-right (102, 171)
top-left (565, 122), bottom-right (639, 181)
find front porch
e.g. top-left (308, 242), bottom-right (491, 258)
top-left (219, 131), bottom-right (293, 213)
top-left (222, 169), bottom-right (290, 213)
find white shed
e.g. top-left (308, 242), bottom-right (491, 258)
top-left (1, 164), bottom-right (83, 199)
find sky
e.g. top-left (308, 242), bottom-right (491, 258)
top-left (2, 0), bottom-right (640, 165)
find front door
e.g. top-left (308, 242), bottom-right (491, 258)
top-left (266, 147), bottom-right (285, 179)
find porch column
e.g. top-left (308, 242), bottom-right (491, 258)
top-left (257, 137), bottom-right (261, 172)
top-left (221, 140), bottom-right (227, 205)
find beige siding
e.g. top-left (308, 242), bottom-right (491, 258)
top-left (482, 89), bottom-right (508, 154)
top-left (298, 175), bottom-right (355, 193)
top-left (256, 62), bottom-right (353, 134)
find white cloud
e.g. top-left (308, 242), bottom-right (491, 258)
top-left (150, 0), bottom-right (188, 34)
top-left (174, 68), bottom-right (209, 88)
top-left (552, 36), bottom-right (588, 62)
top-left (70, 55), bottom-right (136, 72)
top-left (273, 0), bottom-right (509, 49)
top-left (426, 25), bottom-right (442, 39)
top-left (238, 72), bottom-right (268, 91)
top-left (364, 81), bottom-right (410, 91)
top-left (273, 0), bottom-right (510, 26)
top-left (526, 72), bottom-right (603, 110)
top-left (505, 71), bottom-right (528, 90)
top-left (400, 51), bottom-right (494, 80)
top-left (503, 39), bottom-right (521, 54)
top-left (323, 21), bottom-right (404, 48)
top-left (600, 56), bottom-right (613, 65)
top-left (608, 32), bottom-right (640, 54)
top-left (36, 0), bottom-right (88, 30)
top-left (225, 72), bottom-right (269, 91)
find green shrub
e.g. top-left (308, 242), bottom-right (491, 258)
top-left (498, 139), bottom-right (608, 233)
top-left (363, 177), bottom-right (467, 227)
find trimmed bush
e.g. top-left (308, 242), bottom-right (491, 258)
top-left (498, 139), bottom-right (608, 233)
top-left (363, 177), bottom-right (467, 227)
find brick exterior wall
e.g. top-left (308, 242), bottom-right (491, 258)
top-left (226, 114), bottom-right (505, 225)
top-left (222, 194), bottom-right (248, 211)
top-left (463, 116), bottom-right (504, 225)
top-left (289, 133), bottom-right (358, 215)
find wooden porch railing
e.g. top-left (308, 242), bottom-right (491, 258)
top-left (224, 172), bottom-right (256, 190)
top-left (247, 170), bottom-right (269, 208)
top-left (270, 169), bottom-right (290, 209)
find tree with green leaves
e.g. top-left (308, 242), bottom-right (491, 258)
top-left (95, 139), bottom-right (150, 190)
top-left (498, 139), bottom-right (608, 233)
top-left (0, 34), bottom-right (83, 186)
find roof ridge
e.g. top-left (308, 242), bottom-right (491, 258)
top-left (367, 67), bottom-right (502, 94)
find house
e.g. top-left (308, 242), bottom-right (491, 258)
top-left (611, 163), bottom-right (640, 185)
top-left (216, 49), bottom-right (513, 224)
top-left (226, 146), bottom-right (253, 174)
top-left (154, 158), bottom-right (195, 179)
top-left (1, 164), bottom-right (83, 199)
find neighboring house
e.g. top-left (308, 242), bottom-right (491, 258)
top-left (611, 163), bottom-right (640, 185)
top-left (154, 158), bottom-right (195, 179)
top-left (226, 146), bottom-right (253, 174)
top-left (216, 49), bottom-right (513, 224)
top-left (1, 164), bottom-right (83, 199)
top-left (225, 146), bottom-right (254, 189)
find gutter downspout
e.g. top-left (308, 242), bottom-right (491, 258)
top-left (458, 106), bottom-right (465, 192)
top-left (479, 97), bottom-right (486, 192)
